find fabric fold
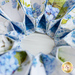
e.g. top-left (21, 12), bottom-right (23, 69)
top-left (30, 53), bottom-right (46, 75)
top-left (25, 15), bottom-right (35, 35)
top-left (0, 0), bottom-right (75, 75)
top-left (56, 46), bottom-right (75, 75)
top-left (35, 14), bottom-right (46, 33)
top-left (0, 50), bottom-right (33, 75)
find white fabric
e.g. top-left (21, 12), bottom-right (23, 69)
top-left (21, 33), bottom-right (55, 56)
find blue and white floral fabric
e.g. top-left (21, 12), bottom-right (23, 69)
top-left (55, 5), bottom-right (75, 46)
top-left (0, 0), bottom-right (75, 75)
top-left (0, 50), bottom-right (33, 75)
top-left (30, 53), bottom-right (69, 75)
top-left (18, 0), bottom-right (46, 18)
top-left (30, 53), bottom-right (46, 75)
top-left (18, 0), bottom-right (47, 34)
top-left (46, 0), bottom-right (75, 38)
top-left (0, 51), bottom-right (20, 75)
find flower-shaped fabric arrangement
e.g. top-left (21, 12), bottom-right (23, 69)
top-left (0, 0), bottom-right (75, 75)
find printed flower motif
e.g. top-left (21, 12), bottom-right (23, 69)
top-left (41, 54), bottom-right (56, 75)
top-left (45, 5), bottom-right (52, 14)
top-left (25, 8), bottom-right (33, 17)
top-left (73, 19), bottom-right (75, 25)
top-left (65, 14), bottom-right (71, 19)
top-left (1, 0), bottom-right (9, 5)
top-left (33, 3), bottom-right (41, 10)
top-left (35, 9), bottom-right (41, 16)
top-left (45, 5), bottom-right (59, 15)
top-left (51, 7), bottom-right (56, 14)
top-left (24, 3), bottom-right (42, 17)
top-left (0, 51), bottom-right (19, 75)
top-left (11, 0), bottom-right (17, 8)
top-left (1, 1), bottom-right (5, 5)
top-left (71, 31), bottom-right (75, 38)
top-left (32, 58), bottom-right (37, 67)
top-left (45, 5), bottom-right (59, 21)
top-left (32, 3), bottom-right (41, 17)
top-left (41, 54), bottom-right (55, 65)
top-left (1, 0), bottom-right (17, 9)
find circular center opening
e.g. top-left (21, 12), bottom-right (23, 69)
top-left (21, 33), bottom-right (55, 56)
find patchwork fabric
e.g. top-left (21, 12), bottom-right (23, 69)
top-left (0, 0), bottom-right (75, 75)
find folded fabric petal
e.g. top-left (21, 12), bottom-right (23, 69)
top-left (56, 46), bottom-right (75, 63)
top-left (35, 14), bottom-right (46, 33)
top-left (0, 35), bottom-right (14, 54)
top-left (0, 0), bottom-right (27, 35)
top-left (0, 15), bottom-right (14, 34)
top-left (0, 12), bottom-right (25, 35)
top-left (0, 0), bottom-right (75, 75)
top-left (45, 0), bottom-right (66, 21)
top-left (40, 53), bottom-right (69, 75)
top-left (60, 5), bottom-right (75, 30)
top-left (56, 46), bottom-right (75, 74)
top-left (0, 0), bottom-right (24, 22)
top-left (13, 50), bottom-right (33, 75)
top-left (54, 5), bottom-right (75, 46)
top-left (18, 0), bottom-right (47, 34)
top-left (47, 19), bottom-right (60, 38)
top-left (41, 54), bottom-right (57, 75)
top-left (55, 0), bottom-right (75, 19)
top-left (0, 8), bottom-right (11, 20)
top-left (24, 15), bottom-right (35, 35)
top-left (0, 0), bottom-right (36, 36)
top-left (11, 21), bottom-right (25, 34)
top-left (30, 53), bottom-right (46, 75)
top-left (63, 30), bottom-right (75, 47)
top-left (54, 27), bottom-right (71, 46)
top-left (45, 0), bottom-right (75, 39)
top-left (0, 50), bottom-right (32, 75)
top-left (18, 0), bottom-right (46, 18)
top-left (45, 0), bottom-right (75, 21)
top-left (5, 31), bottom-right (24, 41)
top-left (45, 0), bottom-right (75, 38)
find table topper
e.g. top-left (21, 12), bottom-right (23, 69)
top-left (0, 0), bottom-right (75, 75)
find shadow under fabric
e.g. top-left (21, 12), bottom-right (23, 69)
top-left (25, 15), bottom-right (34, 31)
top-left (25, 14), bottom-right (46, 34)
top-left (50, 20), bottom-right (61, 34)
top-left (37, 15), bottom-right (46, 32)
top-left (11, 22), bottom-right (24, 34)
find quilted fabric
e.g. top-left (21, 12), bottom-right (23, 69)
top-left (0, 0), bottom-right (75, 75)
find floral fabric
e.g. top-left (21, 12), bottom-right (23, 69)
top-left (0, 51), bottom-right (19, 75)
top-left (19, 0), bottom-right (46, 18)
top-left (0, 0), bottom-right (75, 75)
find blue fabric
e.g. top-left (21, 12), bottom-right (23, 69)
top-left (0, 13), bottom-right (9, 20)
top-left (55, 27), bottom-right (71, 39)
top-left (5, 34), bottom-right (19, 40)
top-left (59, 31), bottom-right (70, 39)
top-left (11, 22), bottom-right (24, 34)
top-left (38, 15), bottom-right (46, 30)
top-left (0, 51), bottom-right (19, 75)
top-left (25, 15), bottom-right (34, 30)
top-left (41, 54), bottom-right (56, 75)
top-left (50, 20), bottom-right (61, 33)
